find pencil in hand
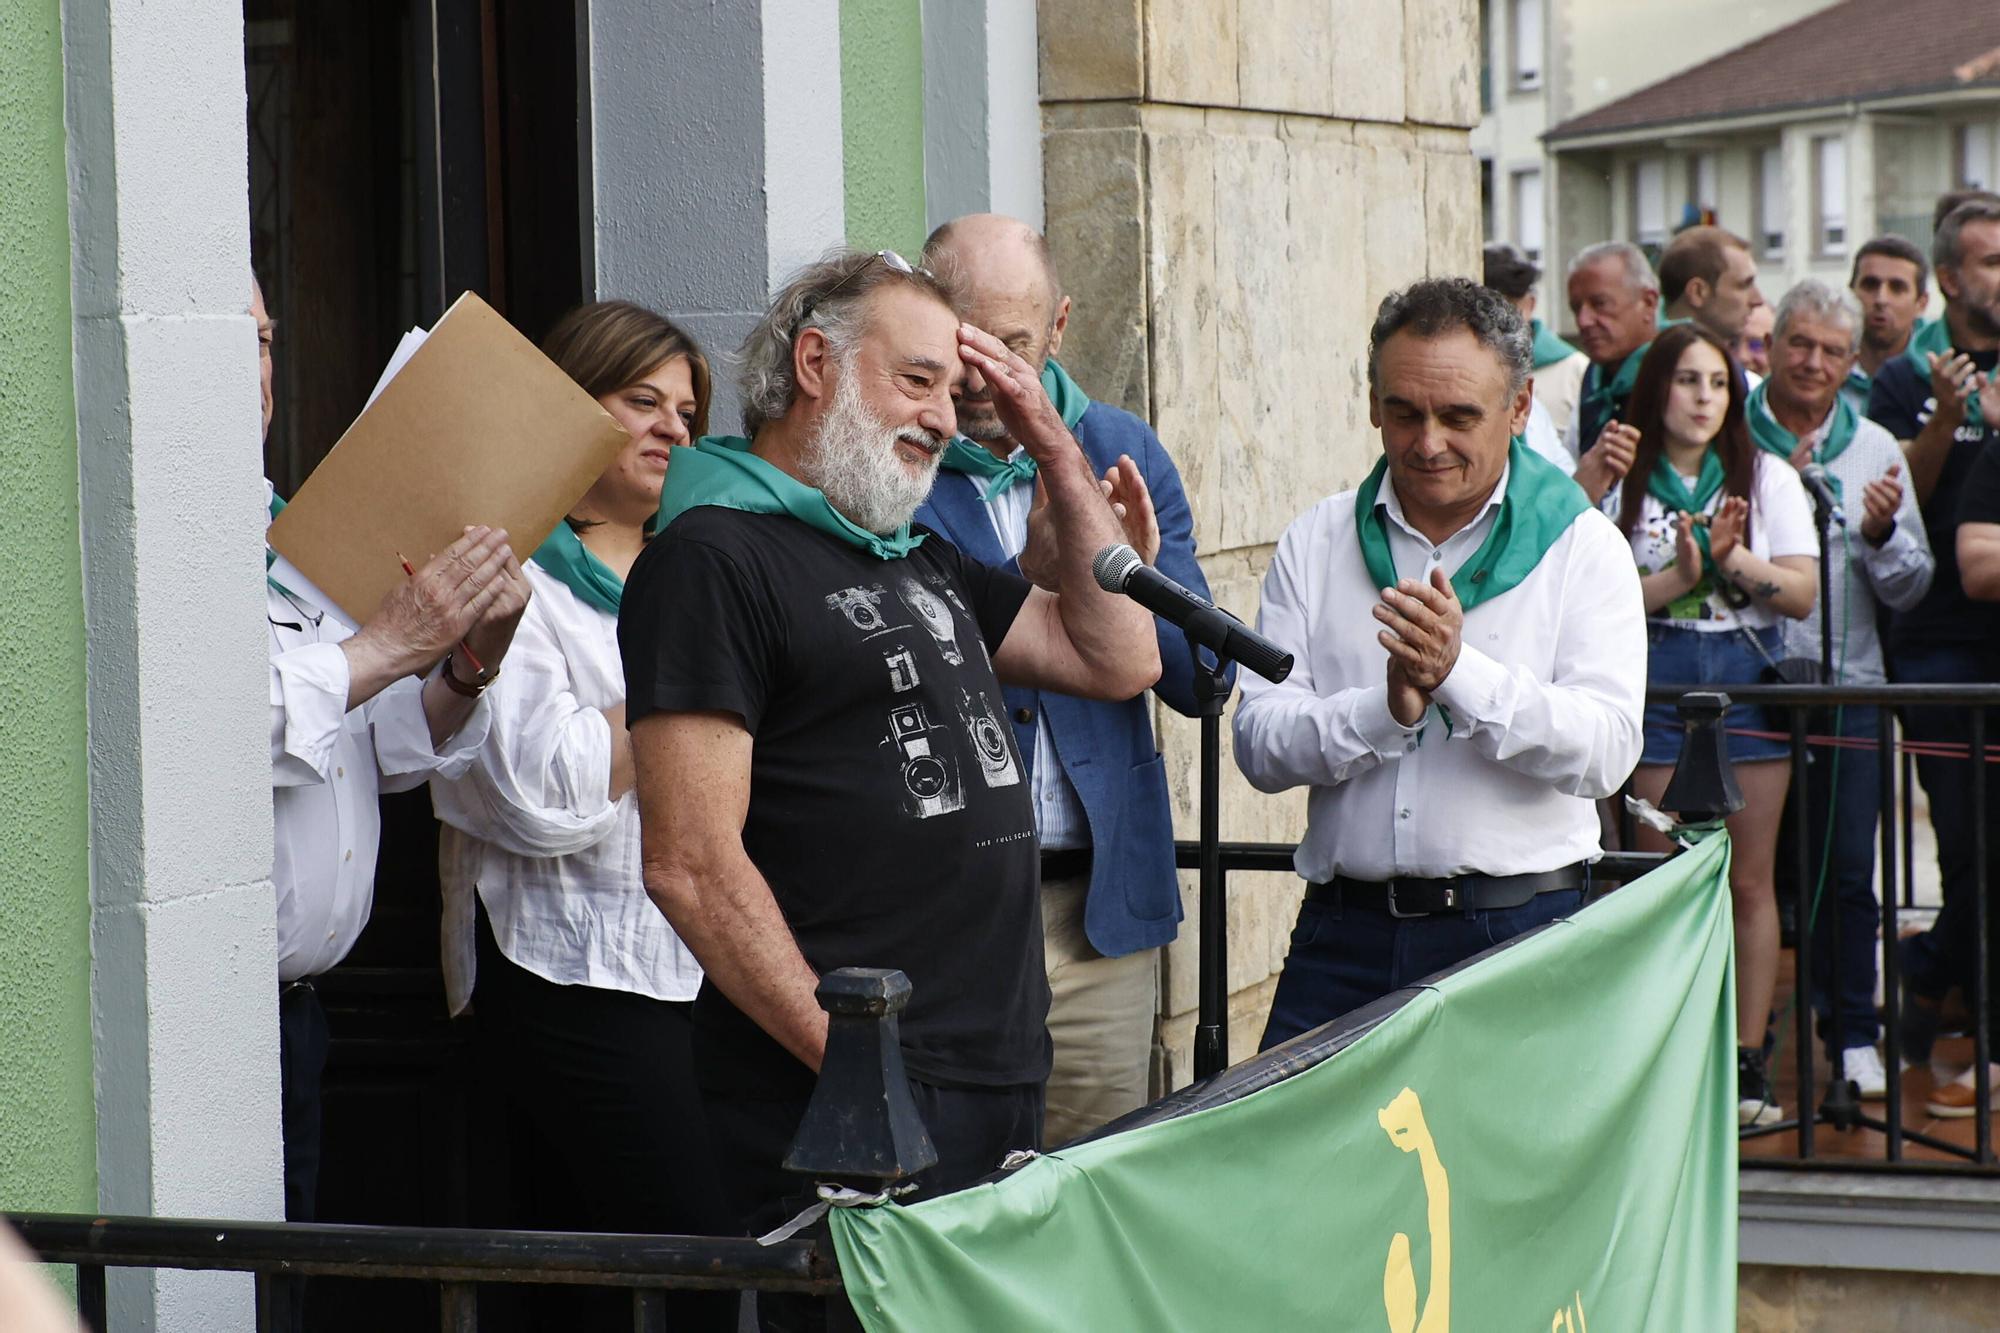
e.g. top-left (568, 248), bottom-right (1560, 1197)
top-left (398, 550), bottom-right (486, 675)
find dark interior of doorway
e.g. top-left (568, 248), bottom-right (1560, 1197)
top-left (248, 3), bottom-right (584, 1327)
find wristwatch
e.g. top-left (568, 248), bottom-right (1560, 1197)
top-left (441, 653), bottom-right (498, 698)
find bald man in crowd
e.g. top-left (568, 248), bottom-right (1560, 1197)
top-left (915, 214), bottom-right (1225, 1144)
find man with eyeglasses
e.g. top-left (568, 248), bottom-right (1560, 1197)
top-left (619, 249), bottom-right (1160, 1260)
top-left (910, 212), bottom-right (1216, 1147)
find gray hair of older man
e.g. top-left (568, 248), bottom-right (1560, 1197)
top-left (1367, 277), bottom-right (1532, 397)
top-left (1772, 279), bottom-right (1863, 355)
top-left (734, 247), bottom-right (967, 437)
top-left (1566, 240), bottom-right (1660, 296)
top-left (1934, 197), bottom-right (2000, 277)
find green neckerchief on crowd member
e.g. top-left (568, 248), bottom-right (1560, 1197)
top-left (1529, 318), bottom-right (1580, 370)
top-left (1746, 381), bottom-right (1857, 503)
top-left (1647, 446), bottom-right (1728, 581)
top-left (1902, 317), bottom-right (1985, 426)
top-left (656, 436), bottom-right (926, 560)
top-left (1353, 437), bottom-right (1591, 615)
top-left (938, 357), bottom-right (1093, 500)
top-left (1579, 342), bottom-right (1649, 427)
top-left (265, 489), bottom-right (293, 595)
top-left (531, 519), bottom-right (627, 617)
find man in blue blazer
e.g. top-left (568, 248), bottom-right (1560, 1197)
top-left (919, 215), bottom-right (1228, 1144)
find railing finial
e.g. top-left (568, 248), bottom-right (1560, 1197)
top-left (783, 968), bottom-right (937, 1184)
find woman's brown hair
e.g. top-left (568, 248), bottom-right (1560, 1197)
top-left (1613, 320), bottom-right (1757, 547)
top-left (541, 300), bottom-right (711, 439)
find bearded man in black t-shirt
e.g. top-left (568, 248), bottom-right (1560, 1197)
top-left (617, 249), bottom-right (1160, 1243)
top-left (1867, 197), bottom-right (2000, 1115)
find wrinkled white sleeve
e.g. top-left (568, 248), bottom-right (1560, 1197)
top-left (428, 602), bottom-right (620, 857)
top-left (1430, 512), bottom-right (1647, 797)
top-left (270, 641), bottom-right (352, 788)
top-left (1231, 513), bottom-right (1421, 795)
top-left (369, 670), bottom-right (491, 793)
top-left (1861, 464), bottom-right (1935, 613)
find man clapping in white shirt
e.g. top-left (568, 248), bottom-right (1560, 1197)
top-left (1234, 277), bottom-right (1646, 1046)
top-left (256, 276), bottom-right (531, 1226)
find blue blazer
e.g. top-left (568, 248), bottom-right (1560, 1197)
top-left (916, 398), bottom-right (1230, 957)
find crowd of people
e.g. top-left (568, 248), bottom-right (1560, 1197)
top-left (258, 192), bottom-right (2000, 1328)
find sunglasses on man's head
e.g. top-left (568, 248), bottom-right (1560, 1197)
top-left (796, 250), bottom-right (932, 332)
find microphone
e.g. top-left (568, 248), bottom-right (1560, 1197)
top-left (1091, 544), bottom-right (1294, 683)
top-left (1800, 463), bottom-right (1847, 528)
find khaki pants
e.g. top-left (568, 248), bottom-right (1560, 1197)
top-left (1040, 873), bottom-right (1159, 1147)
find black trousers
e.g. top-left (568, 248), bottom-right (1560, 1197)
top-left (695, 1015), bottom-right (1043, 1333)
top-left (473, 901), bottom-right (734, 1331)
top-left (278, 979), bottom-right (330, 1222)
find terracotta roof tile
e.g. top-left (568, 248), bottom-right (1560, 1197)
top-left (1547, 0), bottom-right (2000, 142)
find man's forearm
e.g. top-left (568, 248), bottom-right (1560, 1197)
top-left (1042, 454), bottom-right (1158, 686)
top-left (648, 853), bottom-right (828, 1070)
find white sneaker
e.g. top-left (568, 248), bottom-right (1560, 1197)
top-left (1839, 1046), bottom-right (1887, 1101)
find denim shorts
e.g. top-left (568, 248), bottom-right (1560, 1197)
top-left (1640, 621), bottom-right (1791, 767)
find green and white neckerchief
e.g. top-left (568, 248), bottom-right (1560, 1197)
top-left (1354, 437), bottom-right (1592, 613)
top-left (1646, 447), bottom-right (1728, 586)
top-left (531, 519), bottom-right (627, 616)
top-left (656, 436), bottom-right (926, 559)
top-left (938, 357), bottom-right (1093, 500)
top-left (265, 487), bottom-right (293, 596)
top-left (1579, 342), bottom-right (1649, 429)
top-left (1529, 318), bottom-right (1581, 370)
top-left (1746, 381), bottom-right (1857, 502)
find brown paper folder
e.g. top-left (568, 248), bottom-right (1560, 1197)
top-left (268, 291), bottom-right (628, 626)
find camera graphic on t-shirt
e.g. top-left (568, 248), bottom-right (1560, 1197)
top-left (958, 688), bottom-right (1021, 789)
top-left (884, 701), bottom-right (965, 820)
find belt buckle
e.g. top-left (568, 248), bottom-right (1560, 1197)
top-left (1386, 880), bottom-right (1457, 918)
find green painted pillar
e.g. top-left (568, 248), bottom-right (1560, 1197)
top-left (0, 1), bottom-right (99, 1212)
top-left (841, 0), bottom-right (928, 255)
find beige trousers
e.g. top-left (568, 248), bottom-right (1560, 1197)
top-left (1040, 872), bottom-right (1160, 1148)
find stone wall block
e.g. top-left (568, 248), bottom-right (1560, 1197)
top-left (1044, 125), bottom-right (1152, 415)
top-left (1145, 0), bottom-right (1239, 107)
top-left (1211, 128), bottom-right (1297, 554)
top-left (1327, 0), bottom-right (1405, 125)
top-left (1424, 144), bottom-right (1483, 279)
top-left (1285, 133), bottom-right (1378, 512)
top-left (1359, 127), bottom-right (1429, 311)
top-left (1141, 121), bottom-right (1222, 551)
top-left (1402, 0), bottom-right (1478, 129)
top-left (1235, 0), bottom-right (1333, 118)
top-left (1037, 0), bottom-right (1144, 101)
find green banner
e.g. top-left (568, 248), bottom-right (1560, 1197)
top-left (831, 833), bottom-right (1737, 1331)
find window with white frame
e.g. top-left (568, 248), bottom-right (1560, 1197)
top-left (1757, 145), bottom-right (1784, 258)
top-left (1512, 168), bottom-right (1544, 262)
top-left (1633, 158), bottom-right (1667, 252)
top-left (1960, 122), bottom-right (1994, 190)
top-left (1689, 152), bottom-right (1718, 218)
top-left (1512, 0), bottom-right (1542, 91)
top-left (1814, 135), bottom-right (1847, 256)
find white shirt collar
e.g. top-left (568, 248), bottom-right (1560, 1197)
top-left (1377, 460), bottom-right (1510, 547)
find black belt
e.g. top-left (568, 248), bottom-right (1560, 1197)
top-left (1306, 866), bottom-right (1584, 918)
top-left (1040, 847), bottom-right (1093, 882)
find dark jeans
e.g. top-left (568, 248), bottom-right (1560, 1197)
top-left (1890, 644), bottom-right (2000, 1010)
top-left (473, 902), bottom-right (734, 1332)
top-left (278, 980), bottom-right (329, 1222)
top-left (696, 1026), bottom-right (1043, 1333)
top-left (1258, 888), bottom-right (1583, 1049)
top-left (1784, 705), bottom-right (1883, 1052)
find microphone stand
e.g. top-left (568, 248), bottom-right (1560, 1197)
top-left (1188, 630), bottom-right (1231, 1081)
top-left (1808, 488), bottom-right (1880, 1135)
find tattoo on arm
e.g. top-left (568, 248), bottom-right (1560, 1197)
top-left (1751, 579), bottom-right (1781, 600)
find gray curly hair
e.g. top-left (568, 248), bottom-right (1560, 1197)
top-left (1368, 277), bottom-right (1532, 395)
top-left (734, 247), bottom-right (968, 436)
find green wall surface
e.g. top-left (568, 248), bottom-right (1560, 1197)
top-left (840, 0), bottom-right (927, 255)
top-left (0, 0), bottom-right (98, 1212)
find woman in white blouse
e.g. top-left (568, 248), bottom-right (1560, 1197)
top-left (1607, 321), bottom-right (1818, 1132)
top-left (431, 301), bottom-right (729, 1328)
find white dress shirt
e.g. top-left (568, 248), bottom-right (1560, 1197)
top-left (980, 448), bottom-right (1090, 852)
top-left (1233, 465), bottom-right (1647, 882)
top-left (431, 562), bottom-right (702, 1014)
top-left (269, 581), bottom-right (490, 982)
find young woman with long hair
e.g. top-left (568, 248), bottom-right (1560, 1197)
top-left (1610, 321), bottom-right (1818, 1129)
top-left (431, 301), bottom-right (732, 1330)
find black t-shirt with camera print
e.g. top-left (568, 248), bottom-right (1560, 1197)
top-left (620, 506), bottom-right (1048, 1090)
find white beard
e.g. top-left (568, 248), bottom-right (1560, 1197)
top-left (804, 368), bottom-right (942, 535)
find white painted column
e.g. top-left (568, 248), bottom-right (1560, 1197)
top-left (61, 0), bottom-right (283, 1327)
top-left (583, 0), bottom-right (844, 434)
top-left (922, 0), bottom-right (1045, 232)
